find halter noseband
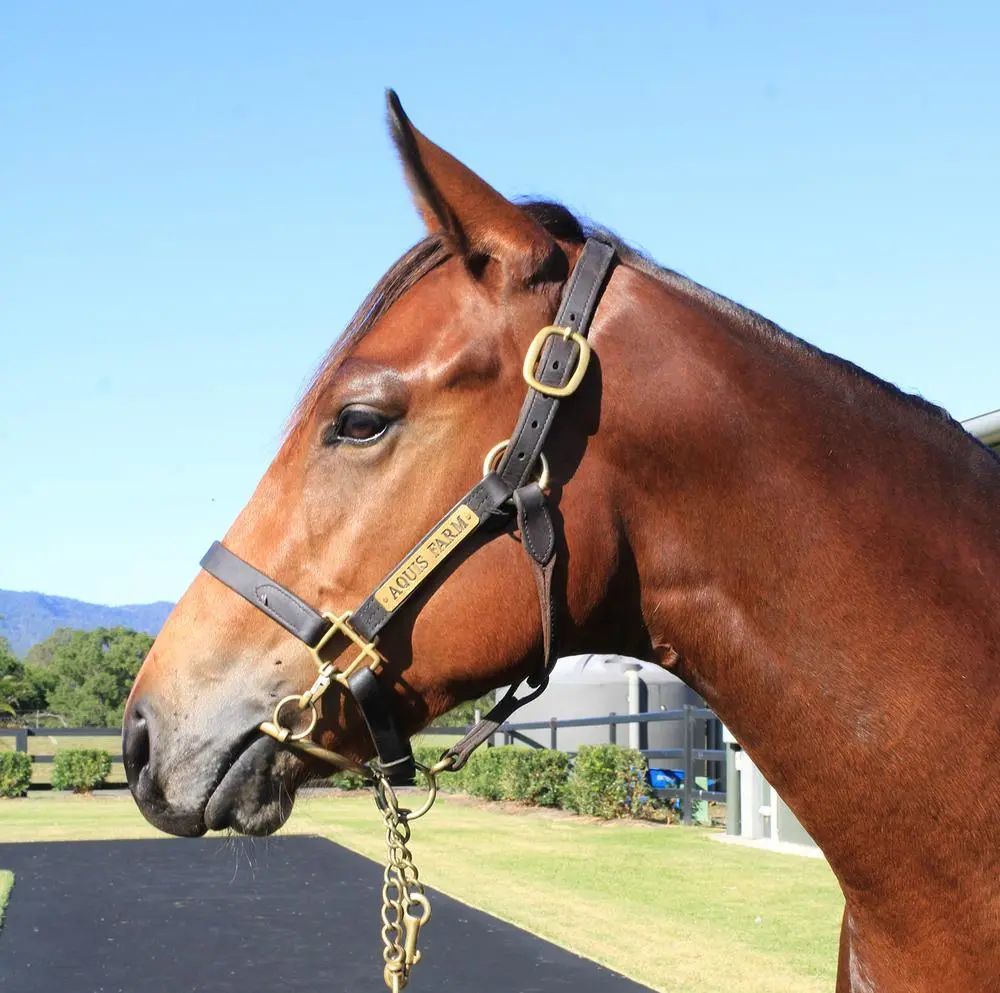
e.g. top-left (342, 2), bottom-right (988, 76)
top-left (199, 239), bottom-right (616, 785)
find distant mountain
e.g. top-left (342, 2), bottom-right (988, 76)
top-left (0, 590), bottom-right (174, 656)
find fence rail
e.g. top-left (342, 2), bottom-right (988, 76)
top-left (0, 727), bottom-right (124, 782)
top-left (0, 727), bottom-right (122, 744)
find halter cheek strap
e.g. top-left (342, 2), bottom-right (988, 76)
top-left (199, 238), bottom-right (616, 785)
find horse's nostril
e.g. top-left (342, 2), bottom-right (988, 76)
top-left (122, 707), bottom-right (151, 782)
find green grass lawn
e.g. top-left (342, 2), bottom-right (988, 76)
top-left (23, 734), bottom-right (120, 755)
top-left (0, 871), bottom-right (12, 927)
top-left (0, 792), bottom-right (843, 992)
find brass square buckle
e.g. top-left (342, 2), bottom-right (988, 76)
top-left (311, 610), bottom-right (384, 686)
top-left (522, 325), bottom-right (592, 398)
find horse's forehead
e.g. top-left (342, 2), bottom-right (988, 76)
top-left (352, 257), bottom-right (559, 370)
top-left (308, 256), bottom-right (556, 415)
top-left (353, 258), bottom-right (481, 362)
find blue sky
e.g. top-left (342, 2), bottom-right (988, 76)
top-left (2, 4), bottom-right (997, 605)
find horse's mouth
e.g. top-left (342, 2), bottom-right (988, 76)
top-left (202, 732), bottom-right (296, 836)
top-left (126, 730), bottom-right (299, 839)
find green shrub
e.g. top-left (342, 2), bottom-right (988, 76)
top-left (0, 752), bottom-right (32, 797)
top-left (51, 749), bottom-right (112, 793)
top-left (461, 747), bottom-right (509, 800)
top-left (449, 746), bottom-right (570, 806)
top-left (517, 750), bottom-right (570, 807)
top-left (327, 768), bottom-right (368, 790)
top-left (563, 744), bottom-right (650, 819)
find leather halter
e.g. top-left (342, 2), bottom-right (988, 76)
top-left (199, 239), bottom-right (616, 785)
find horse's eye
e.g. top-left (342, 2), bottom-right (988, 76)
top-left (326, 406), bottom-right (391, 446)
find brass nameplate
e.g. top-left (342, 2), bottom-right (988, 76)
top-left (374, 504), bottom-right (481, 613)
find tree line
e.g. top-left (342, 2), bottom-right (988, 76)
top-left (0, 627), bottom-right (152, 727)
top-left (0, 627), bottom-right (494, 730)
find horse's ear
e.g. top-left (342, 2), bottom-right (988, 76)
top-left (386, 90), bottom-right (565, 285)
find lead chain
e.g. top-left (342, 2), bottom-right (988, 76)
top-left (376, 779), bottom-right (432, 993)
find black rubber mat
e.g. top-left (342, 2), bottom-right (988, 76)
top-left (0, 837), bottom-right (653, 992)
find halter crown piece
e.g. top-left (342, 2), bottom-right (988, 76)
top-left (199, 239), bottom-right (616, 991)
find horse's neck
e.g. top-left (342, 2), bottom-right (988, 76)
top-left (602, 265), bottom-right (999, 889)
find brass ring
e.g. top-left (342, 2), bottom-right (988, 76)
top-left (481, 439), bottom-right (549, 491)
top-left (404, 762), bottom-right (440, 821)
top-left (373, 773), bottom-right (401, 816)
top-left (272, 694), bottom-right (318, 742)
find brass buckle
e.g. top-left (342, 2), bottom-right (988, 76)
top-left (311, 610), bottom-right (384, 685)
top-left (522, 325), bottom-right (591, 398)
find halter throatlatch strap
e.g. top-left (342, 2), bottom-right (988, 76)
top-left (442, 482), bottom-right (559, 772)
top-left (198, 237), bottom-right (616, 786)
top-left (513, 483), bottom-right (557, 678)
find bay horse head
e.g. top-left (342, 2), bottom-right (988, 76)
top-left (123, 93), bottom-right (643, 837)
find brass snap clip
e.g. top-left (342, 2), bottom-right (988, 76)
top-left (402, 892), bottom-right (432, 967)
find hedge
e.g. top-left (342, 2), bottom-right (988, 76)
top-left (420, 743), bottom-right (645, 816)
top-left (563, 744), bottom-right (650, 818)
top-left (328, 743), bottom-right (652, 820)
top-left (51, 749), bottom-right (112, 793)
top-left (0, 753), bottom-right (32, 798)
top-left (456, 747), bottom-right (569, 806)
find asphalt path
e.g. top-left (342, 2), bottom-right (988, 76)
top-left (0, 836), bottom-right (653, 993)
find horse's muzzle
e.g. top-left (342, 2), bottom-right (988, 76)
top-left (122, 696), bottom-right (293, 837)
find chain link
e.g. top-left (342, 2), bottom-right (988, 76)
top-left (373, 771), bottom-right (434, 992)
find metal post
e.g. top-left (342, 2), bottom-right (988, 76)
top-left (609, 712), bottom-right (617, 745)
top-left (14, 728), bottom-right (28, 755)
top-left (722, 723), bottom-right (741, 836)
top-left (549, 717), bottom-right (557, 750)
top-left (625, 665), bottom-right (641, 750)
top-left (682, 705), bottom-right (693, 825)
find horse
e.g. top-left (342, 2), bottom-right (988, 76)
top-left (123, 92), bottom-right (1000, 992)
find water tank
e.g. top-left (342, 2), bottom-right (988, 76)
top-left (502, 654), bottom-right (704, 765)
